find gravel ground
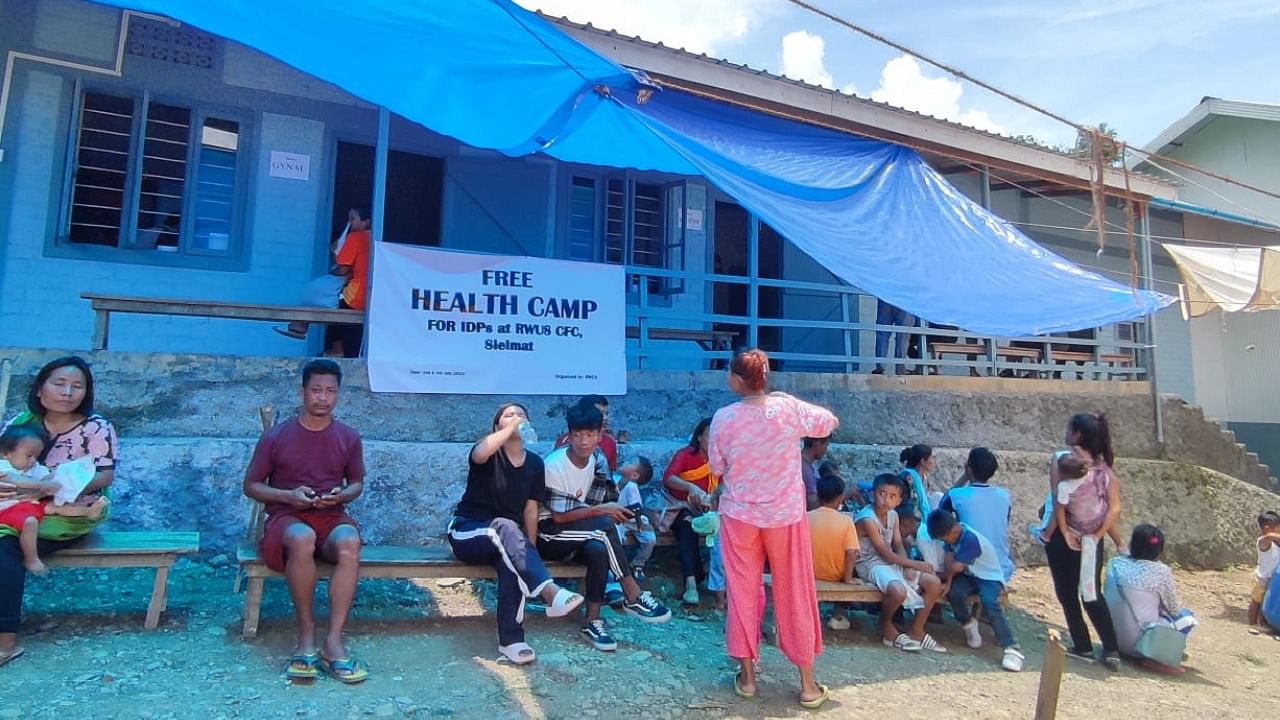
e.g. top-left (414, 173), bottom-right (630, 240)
top-left (1, 558), bottom-right (1277, 720)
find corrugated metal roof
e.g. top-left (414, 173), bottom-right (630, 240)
top-left (543, 13), bottom-right (1072, 158)
top-left (1143, 97), bottom-right (1280, 156)
top-left (542, 13), bottom-right (1173, 195)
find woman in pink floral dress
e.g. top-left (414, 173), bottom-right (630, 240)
top-left (0, 356), bottom-right (119, 666)
top-left (708, 349), bottom-right (839, 709)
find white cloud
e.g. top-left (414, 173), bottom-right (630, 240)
top-left (516, 0), bottom-right (773, 56)
top-left (870, 55), bottom-right (1007, 134)
top-left (778, 31), bottom-right (858, 95)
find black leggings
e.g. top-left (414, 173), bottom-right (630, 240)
top-left (1044, 528), bottom-right (1118, 654)
top-left (672, 511), bottom-right (704, 582)
top-left (0, 535), bottom-right (83, 634)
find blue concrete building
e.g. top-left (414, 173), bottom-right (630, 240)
top-left (0, 0), bottom-right (1199, 387)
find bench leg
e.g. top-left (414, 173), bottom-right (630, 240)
top-left (243, 576), bottom-right (264, 638)
top-left (92, 310), bottom-right (110, 351)
top-left (145, 566), bottom-right (170, 629)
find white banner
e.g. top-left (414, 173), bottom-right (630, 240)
top-left (367, 244), bottom-right (626, 394)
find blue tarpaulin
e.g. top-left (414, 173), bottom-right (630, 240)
top-left (99, 0), bottom-right (1173, 335)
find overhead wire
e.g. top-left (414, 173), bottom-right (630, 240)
top-left (782, 0), bottom-right (1280, 221)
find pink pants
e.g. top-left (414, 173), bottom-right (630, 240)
top-left (720, 513), bottom-right (822, 667)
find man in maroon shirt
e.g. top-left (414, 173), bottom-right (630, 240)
top-left (243, 359), bottom-right (367, 683)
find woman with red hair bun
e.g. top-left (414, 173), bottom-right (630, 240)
top-left (708, 349), bottom-right (839, 709)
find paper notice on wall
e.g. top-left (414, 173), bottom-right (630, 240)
top-left (685, 208), bottom-right (704, 231)
top-left (268, 151), bottom-right (310, 180)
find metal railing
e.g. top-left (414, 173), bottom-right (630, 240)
top-left (624, 265), bottom-right (1152, 380)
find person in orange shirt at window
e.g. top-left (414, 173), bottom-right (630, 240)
top-left (277, 204), bottom-right (372, 358)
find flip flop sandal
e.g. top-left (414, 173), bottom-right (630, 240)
top-left (799, 683), bottom-right (830, 710)
top-left (918, 633), bottom-right (948, 653)
top-left (733, 671), bottom-right (756, 699)
top-left (1248, 627), bottom-right (1262, 636)
top-left (285, 651), bottom-right (320, 680)
top-left (0, 646), bottom-right (25, 668)
top-left (318, 656), bottom-right (369, 684)
top-left (545, 588), bottom-right (585, 618)
top-left (498, 642), bottom-right (537, 665)
top-left (883, 633), bottom-right (922, 652)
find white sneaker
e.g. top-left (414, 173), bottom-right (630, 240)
top-left (1002, 647), bottom-right (1025, 672)
top-left (827, 615), bottom-right (851, 631)
top-left (963, 619), bottom-right (982, 649)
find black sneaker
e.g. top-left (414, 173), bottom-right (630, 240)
top-left (1102, 652), bottom-right (1122, 672)
top-left (623, 590), bottom-right (672, 624)
top-left (580, 619), bottom-right (618, 651)
top-left (631, 566), bottom-right (646, 583)
top-left (1065, 646), bottom-right (1096, 664)
top-left (605, 588), bottom-right (625, 608)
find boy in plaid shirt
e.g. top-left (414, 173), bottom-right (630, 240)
top-left (537, 403), bottom-right (671, 651)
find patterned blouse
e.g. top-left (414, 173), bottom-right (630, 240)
top-left (708, 393), bottom-right (838, 528)
top-left (1109, 555), bottom-right (1181, 615)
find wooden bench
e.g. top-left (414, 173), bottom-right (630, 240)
top-left (46, 530), bottom-right (200, 629)
top-left (82, 293), bottom-right (738, 355)
top-left (236, 405), bottom-right (590, 638)
top-left (764, 576), bottom-right (1007, 609)
top-left (237, 541), bottom-right (586, 638)
top-left (1049, 350), bottom-right (1134, 379)
top-left (929, 342), bottom-right (1043, 375)
top-left (81, 293), bottom-right (362, 350)
top-left (626, 326), bottom-right (737, 351)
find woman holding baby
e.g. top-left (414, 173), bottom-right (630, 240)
top-left (0, 356), bottom-right (119, 667)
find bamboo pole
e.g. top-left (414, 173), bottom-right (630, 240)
top-left (1035, 629), bottom-right (1067, 720)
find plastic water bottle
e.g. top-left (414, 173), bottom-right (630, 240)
top-left (517, 421), bottom-right (538, 445)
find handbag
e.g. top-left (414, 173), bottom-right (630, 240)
top-left (1117, 583), bottom-right (1186, 667)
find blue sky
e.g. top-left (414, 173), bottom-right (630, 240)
top-left (517, 0), bottom-right (1280, 149)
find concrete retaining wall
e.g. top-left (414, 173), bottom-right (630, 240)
top-left (114, 438), bottom-right (1273, 569)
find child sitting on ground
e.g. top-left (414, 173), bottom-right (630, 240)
top-left (927, 509), bottom-right (1024, 672)
top-left (808, 474), bottom-right (861, 630)
top-left (1248, 510), bottom-right (1280, 635)
top-left (854, 473), bottom-right (947, 653)
top-left (615, 456), bottom-right (657, 581)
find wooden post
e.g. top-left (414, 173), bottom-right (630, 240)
top-left (1035, 629), bottom-right (1067, 720)
top-left (92, 308), bottom-right (110, 350)
top-left (243, 576), bottom-right (264, 638)
top-left (144, 565), bottom-right (170, 629)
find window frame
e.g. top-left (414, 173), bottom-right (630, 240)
top-left (51, 78), bottom-right (253, 271)
top-left (561, 168), bottom-right (687, 298)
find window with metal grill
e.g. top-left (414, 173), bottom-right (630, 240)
top-left (69, 92), bottom-right (133, 247)
top-left (571, 174), bottom-right (683, 296)
top-left (64, 89), bottom-right (245, 262)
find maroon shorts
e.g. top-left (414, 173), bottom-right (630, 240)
top-left (259, 509), bottom-right (359, 572)
top-left (0, 500), bottom-right (46, 531)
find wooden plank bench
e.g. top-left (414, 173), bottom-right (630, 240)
top-left (46, 530), bottom-right (201, 629)
top-left (81, 293), bottom-right (362, 350)
top-left (765, 576), bottom-right (1008, 609)
top-left (929, 342), bottom-right (1043, 375)
top-left (626, 326), bottom-right (737, 351)
top-left (82, 292), bottom-right (738, 355)
top-left (1049, 350), bottom-right (1134, 379)
top-left (237, 541), bottom-right (587, 638)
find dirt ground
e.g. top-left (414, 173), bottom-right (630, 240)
top-left (1, 559), bottom-right (1277, 720)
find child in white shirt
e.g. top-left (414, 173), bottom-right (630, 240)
top-left (1248, 510), bottom-right (1280, 634)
